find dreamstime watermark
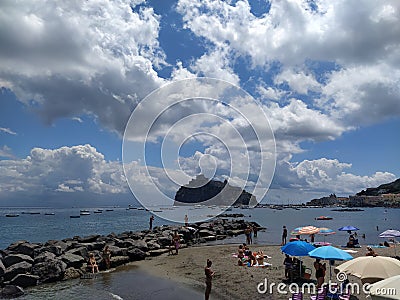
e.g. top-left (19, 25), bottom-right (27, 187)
top-left (256, 272), bottom-right (397, 296)
top-left (122, 78), bottom-right (276, 223)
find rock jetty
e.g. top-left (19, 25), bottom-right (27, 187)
top-left (0, 218), bottom-right (261, 298)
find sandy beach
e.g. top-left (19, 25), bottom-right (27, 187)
top-left (135, 242), bottom-right (395, 300)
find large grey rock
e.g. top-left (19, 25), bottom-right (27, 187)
top-left (3, 254), bottom-right (34, 268)
top-left (146, 241), bottom-right (161, 251)
top-left (127, 248), bottom-right (146, 261)
top-left (80, 242), bottom-right (105, 251)
top-left (157, 237), bottom-right (172, 247)
top-left (107, 245), bottom-right (126, 257)
top-left (130, 240), bottom-right (148, 252)
top-left (3, 261), bottom-right (32, 282)
top-left (62, 268), bottom-right (82, 281)
top-left (110, 256), bottom-right (130, 268)
top-left (114, 239), bottom-right (135, 249)
top-left (60, 253), bottom-right (85, 269)
top-left (45, 240), bottom-right (68, 252)
top-left (32, 259), bottom-right (67, 283)
top-left (66, 247), bottom-right (88, 259)
top-left (34, 252), bottom-right (56, 264)
top-left (7, 242), bottom-right (38, 258)
top-left (75, 235), bottom-right (100, 243)
top-left (148, 249), bottom-right (169, 256)
top-left (0, 285), bottom-right (24, 298)
top-left (0, 259), bottom-right (6, 276)
top-left (198, 229), bottom-right (215, 237)
top-left (40, 245), bottom-right (63, 256)
top-left (10, 274), bottom-right (39, 288)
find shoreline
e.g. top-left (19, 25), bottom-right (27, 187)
top-left (134, 243), bottom-right (396, 300)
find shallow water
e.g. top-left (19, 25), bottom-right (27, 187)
top-left (21, 265), bottom-right (204, 300)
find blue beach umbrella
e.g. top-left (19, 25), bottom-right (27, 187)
top-left (309, 245), bottom-right (353, 279)
top-left (281, 241), bottom-right (316, 256)
top-left (338, 226), bottom-right (359, 232)
top-left (308, 246), bottom-right (353, 261)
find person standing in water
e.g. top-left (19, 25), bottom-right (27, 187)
top-left (282, 226), bottom-right (288, 245)
top-left (184, 214), bottom-right (189, 227)
top-left (149, 215), bottom-right (154, 230)
top-left (205, 259), bottom-right (215, 300)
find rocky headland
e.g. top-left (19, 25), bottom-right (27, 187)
top-left (174, 174), bottom-right (257, 206)
top-left (0, 217), bottom-right (261, 298)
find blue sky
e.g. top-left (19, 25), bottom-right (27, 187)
top-left (0, 0), bottom-right (399, 207)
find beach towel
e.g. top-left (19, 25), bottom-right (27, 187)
top-left (368, 245), bottom-right (387, 248)
top-left (249, 262), bottom-right (272, 268)
top-left (343, 249), bottom-right (358, 253)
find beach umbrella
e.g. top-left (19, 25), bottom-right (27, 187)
top-left (282, 241), bottom-right (316, 276)
top-left (291, 226), bottom-right (319, 236)
top-left (379, 229), bottom-right (400, 238)
top-left (317, 227), bottom-right (336, 242)
top-left (379, 229), bottom-right (400, 255)
top-left (309, 246), bottom-right (353, 261)
top-left (338, 226), bottom-right (359, 232)
top-left (308, 246), bottom-right (353, 279)
top-left (335, 256), bottom-right (400, 284)
top-left (281, 241), bottom-right (316, 256)
top-left (368, 275), bottom-right (400, 300)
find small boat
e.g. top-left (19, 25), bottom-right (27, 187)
top-left (315, 216), bottom-right (333, 220)
top-left (44, 213), bottom-right (55, 215)
top-left (137, 208), bottom-right (145, 211)
top-left (29, 212), bottom-right (41, 215)
top-left (6, 214), bottom-right (19, 217)
top-left (70, 215), bottom-right (80, 218)
top-left (93, 210), bottom-right (102, 214)
top-left (105, 209), bottom-right (114, 211)
top-left (80, 212), bottom-right (90, 216)
top-left (80, 209), bottom-right (89, 213)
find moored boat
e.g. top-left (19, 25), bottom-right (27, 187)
top-left (6, 214), bottom-right (19, 217)
top-left (315, 216), bottom-right (333, 220)
top-left (70, 215), bottom-right (80, 218)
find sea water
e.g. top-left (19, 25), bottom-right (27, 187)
top-left (1, 206), bottom-right (398, 249)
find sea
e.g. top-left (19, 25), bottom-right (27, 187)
top-left (1, 206), bottom-right (399, 299)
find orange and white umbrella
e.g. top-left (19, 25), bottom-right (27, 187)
top-left (291, 226), bottom-right (320, 235)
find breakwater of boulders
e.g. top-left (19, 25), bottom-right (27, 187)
top-left (0, 216), bottom-right (261, 298)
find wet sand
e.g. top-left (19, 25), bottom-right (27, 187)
top-left (134, 243), bottom-right (395, 300)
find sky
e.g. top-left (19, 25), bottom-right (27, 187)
top-left (0, 0), bottom-right (399, 207)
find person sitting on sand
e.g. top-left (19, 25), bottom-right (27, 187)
top-left (244, 245), bottom-right (251, 256)
top-left (283, 254), bottom-right (293, 278)
top-left (256, 250), bottom-right (264, 265)
top-left (88, 253), bottom-right (99, 273)
top-left (347, 235), bottom-right (355, 248)
top-left (248, 251), bottom-right (257, 266)
top-left (205, 259), bottom-right (215, 300)
top-left (384, 241), bottom-right (390, 247)
top-left (366, 246), bottom-right (377, 256)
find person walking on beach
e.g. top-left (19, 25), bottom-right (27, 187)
top-left (173, 231), bottom-right (180, 255)
top-left (149, 215), bottom-right (154, 230)
top-left (205, 259), bottom-right (215, 300)
top-left (282, 226), bottom-right (288, 245)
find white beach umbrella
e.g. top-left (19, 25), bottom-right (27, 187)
top-left (368, 275), bottom-right (400, 300)
top-left (335, 256), bottom-right (400, 284)
top-left (379, 229), bottom-right (400, 255)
